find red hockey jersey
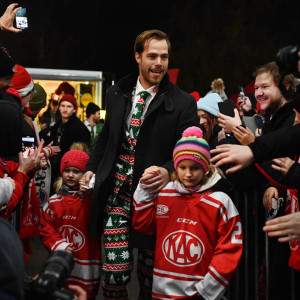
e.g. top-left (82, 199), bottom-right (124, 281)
top-left (40, 193), bottom-right (101, 298)
top-left (133, 181), bottom-right (243, 300)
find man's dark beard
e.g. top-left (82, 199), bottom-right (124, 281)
top-left (265, 96), bottom-right (284, 116)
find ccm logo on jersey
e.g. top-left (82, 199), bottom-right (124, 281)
top-left (157, 204), bottom-right (169, 215)
top-left (59, 225), bottom-right (85, 252)
top-left (162, 230), bottom-right (204, 267)
top-left (63, 215), bottom-right (77, 220)
top-left (177, 218), bottom-right (197, 225)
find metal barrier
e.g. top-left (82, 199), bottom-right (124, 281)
top-left (225, 190), bottom-right (297, 300)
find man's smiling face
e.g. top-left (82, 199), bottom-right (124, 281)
top-left (135, 38), bottom-right (169, 90)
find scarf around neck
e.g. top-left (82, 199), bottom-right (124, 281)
top-left (61, 184), bottom-right (79, 196)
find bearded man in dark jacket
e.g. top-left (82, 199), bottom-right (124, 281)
top-left (82, 30), bottom-right (199, 300)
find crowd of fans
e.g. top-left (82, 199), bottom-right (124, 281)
top-left (0, 3), bottom-right (300, 300)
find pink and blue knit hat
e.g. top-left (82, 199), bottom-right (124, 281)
top-left (173, 127), bottom-right (210, 173)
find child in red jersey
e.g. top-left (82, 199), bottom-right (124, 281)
top-left (133, 127), bottom-right (243, 300)
top-left (40, 150), bottom-right (101, 299)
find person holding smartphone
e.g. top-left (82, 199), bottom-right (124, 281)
top-left (0, 3), bottom-right (22, 33)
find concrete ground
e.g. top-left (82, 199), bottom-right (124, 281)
top-left (25, 237), bottom-right (139, 299)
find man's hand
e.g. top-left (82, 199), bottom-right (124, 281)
top-left (17, 140), bottom-right (44, 174)
top-left (47, 141), bottom-right (61, 156)
top-left (263, 187), bottom-right (278, 211)
top-left (0, 3), bottom-right (22, 33)
top-left (218, 108), bottom-right (242, 133)
top-left (140, 166), bottom-right (169, 194)
top-left (67, 285), bottom-right (87, 300)
top-left (237, 96), bottom-right (252, 112)
top-left (210, 144), bottom-right (254, 174)
top-left (272, 157), bottom-right (295, 175)
top-left (263, 212), bottom-right (300, 242)
top-left (38, 156), bottom-right (47, 169)
top-left (232, 126), bottom-right (255, 145)
top-left (217, 128), bottom-right (226, 142)
top-left (80, 171), bottom-right (95, 192)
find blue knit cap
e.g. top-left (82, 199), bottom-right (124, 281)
top-left (197, 93), bottom-right (223, 117)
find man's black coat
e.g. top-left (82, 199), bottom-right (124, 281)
top-left (44, 113), bottom-right (90, 157)
top-left (85, 73), bottom-right (199, 249)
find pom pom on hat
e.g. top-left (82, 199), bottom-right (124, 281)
top-left (12, 65), bottom-right (34, 97)
top-left (173, 126), bottom-right (210, 173)
top-left (211, 78), bottom-right (225, 93)
top-left (55, 82), bottom-right (75, 96)
top-left (60, 150), bottom-right (89, 174)
top-left (182, 126), bottom-right (203, 138)
top-left (59, 94), bottom-right (78, 110)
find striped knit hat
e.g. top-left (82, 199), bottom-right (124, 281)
top-left (173, 126), bottom-right (210, 173)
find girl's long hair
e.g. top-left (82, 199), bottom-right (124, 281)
top-left (202, 113), bottom-right (218, 146)
top-left (54, 176), bottom-right (63, 194)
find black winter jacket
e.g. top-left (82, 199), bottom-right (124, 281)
top-left (44, 113), bottom-right (90, 157)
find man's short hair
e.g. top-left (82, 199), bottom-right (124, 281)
top-left (253, 62), bottom-right (281, 86)
top-left (134, 29), bottom-right (171, 55)
top-left (86, 102), bottom-right (100, 118)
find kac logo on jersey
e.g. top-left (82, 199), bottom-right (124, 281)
top-left (157, 204), bottom-right (169, 215)
top-left (59, 225), bottom-right (85, 252)
top-left (162, 230), bottom-right (205, 267)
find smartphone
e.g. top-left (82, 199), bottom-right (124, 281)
top-left (254, 115), bottom-right (264, 130)
top-left (218, 99), bottom-right (236, 117)
top-left (22, 137), bottom-right (35, 158)
top-left (15, 7), bottom-right (28, 30)
top-left (239, 86), bottom-right (245, 103)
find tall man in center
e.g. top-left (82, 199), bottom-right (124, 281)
top-left (83, 30), bottom-right (199, 299)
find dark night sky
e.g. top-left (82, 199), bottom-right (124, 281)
top-left (1, 0), bottom-right (300, 97)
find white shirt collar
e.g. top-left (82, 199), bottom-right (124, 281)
top-left (136, 77), bottom-right (158, 99)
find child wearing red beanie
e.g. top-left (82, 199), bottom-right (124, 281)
top-left (40, 149), bottom-right (101, 299)
top-left (133, 127), bottom-right (243, 300)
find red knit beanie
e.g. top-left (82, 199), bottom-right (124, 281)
top-left (12, 64), bottom-right (34, 97)
top-left (59, 94), bottom-right (78, 110)
top-left (60, 150), bottom-right (89, 174)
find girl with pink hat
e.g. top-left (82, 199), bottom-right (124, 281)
top-left (133, 126), bottom-right (243, 299)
